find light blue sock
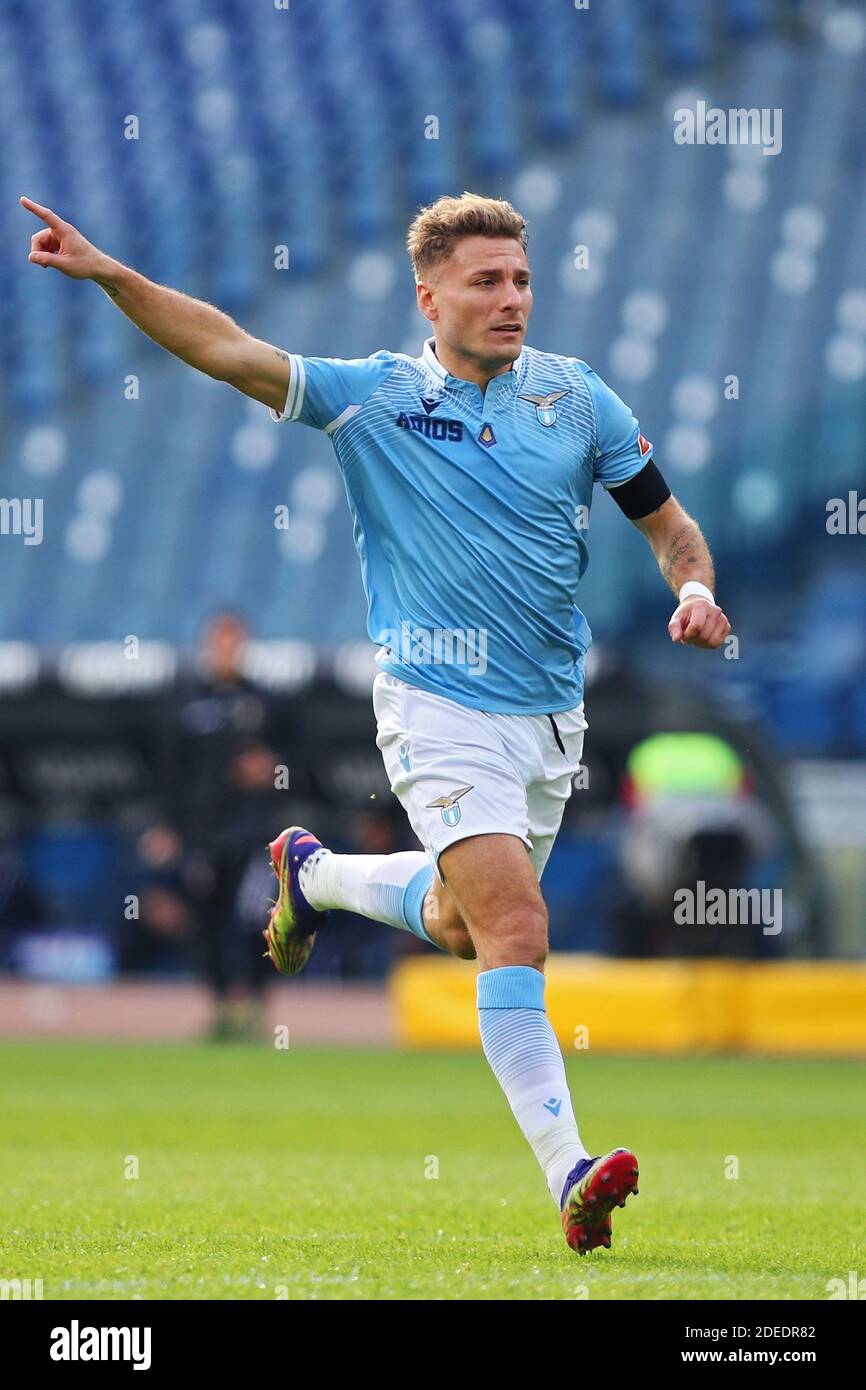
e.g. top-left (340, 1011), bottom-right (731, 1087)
top-left (477, 965), bottom-right (588, 1203)
top-left (299, 850), bottom-right (441, 947)
top-left (400, 864), bottom-right (439, 946)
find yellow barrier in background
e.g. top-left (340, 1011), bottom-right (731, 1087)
top-left (392, 957), bottom-right (866, 1055)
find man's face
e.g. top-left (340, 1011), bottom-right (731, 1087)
top-left (417, 236), bottom-right (532, 372)
top-left (202, 615), bottom-right (247, 680)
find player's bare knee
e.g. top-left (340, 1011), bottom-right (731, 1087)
top-left (473, 904), bottom-right (548, 970)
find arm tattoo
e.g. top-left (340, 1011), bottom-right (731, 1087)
top-left (94, 275), bottom-right (119, 298)
top-left (273, 348), bottom-right (290, 363)
top-left (662, 523), bottom-right (704, 587)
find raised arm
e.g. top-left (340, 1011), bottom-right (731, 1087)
top-left (20, 196), bottom-right (289, 413)
top-left (631, 494), bottom-right (731, 649)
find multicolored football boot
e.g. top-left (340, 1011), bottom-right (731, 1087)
top-left (560, 1148), bottom-right (639, 1254)
top-left (262, 826), bottom-right (330, 975)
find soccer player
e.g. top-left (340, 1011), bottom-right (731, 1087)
top-left (23, 190), bottom-right (730, 1253)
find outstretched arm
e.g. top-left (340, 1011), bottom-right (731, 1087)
top-left (632, 494), bottom-right (731, 649)
top-left (20, 196), bottom-right (289, 413)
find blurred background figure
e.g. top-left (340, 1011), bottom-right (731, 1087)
top-left (615, 732), bottom-right (785, 958)
top-left (166, 611), bottom-right (269, 851)
top-left (116, 824), bottom-right (193, 975)
top-left (164, 613), bottom-right (285, 1038)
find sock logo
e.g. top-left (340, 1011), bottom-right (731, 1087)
top-left (543, 1097), bottom-right (562, 1117)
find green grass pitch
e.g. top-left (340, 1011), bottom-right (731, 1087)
top-left (2, 1041), bottom-right (863, 1300)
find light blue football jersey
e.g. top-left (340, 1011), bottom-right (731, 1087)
top-left (269, 337), bottom-right (652, 714)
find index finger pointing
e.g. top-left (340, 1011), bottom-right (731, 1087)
top-left (20, 195), bottom-right (64, 229)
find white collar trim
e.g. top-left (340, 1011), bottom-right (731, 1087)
top-left (422, 337), bottom-right (447, 381)
top-left (421, 336), bottom-right (524, 387)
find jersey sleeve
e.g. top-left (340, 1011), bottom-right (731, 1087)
top-left (268, 351), bottom-right (398, 433)
top-left (578, 361), bottom-right (653, 488)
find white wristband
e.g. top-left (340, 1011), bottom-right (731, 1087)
top-left (679, 581), bottom-right (715, 605)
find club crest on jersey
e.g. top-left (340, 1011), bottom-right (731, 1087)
top-left (478, 423), bottom-right (496, 448)
top-left (425, 785), bottom-right (474, 827)
top-left (518, 388), bottom-right (570, 427)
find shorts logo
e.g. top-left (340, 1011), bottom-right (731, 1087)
top-left (398, 740), bottom-right (411, 772)
top-left (425, 784), bottom-right (474, 827)
top-left (518, 388), bottom-right (570, 427)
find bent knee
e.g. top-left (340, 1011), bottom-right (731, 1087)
top-left (442, 926), bottom-right (477, 960)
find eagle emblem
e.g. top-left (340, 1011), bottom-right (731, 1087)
top-left (425, 785), bottom-right (474, 827)
top-left (518, 388), bottom-right (570, 427)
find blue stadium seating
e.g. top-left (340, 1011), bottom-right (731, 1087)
top-left (1, 0), bottom-right (864, 749)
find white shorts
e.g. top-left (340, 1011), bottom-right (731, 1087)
top-left (372, 671), bottom-right (587, 882)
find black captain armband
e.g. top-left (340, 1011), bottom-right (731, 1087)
top-left (608, 459), bottom-right (672, 520)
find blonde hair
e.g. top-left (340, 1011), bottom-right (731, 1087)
top-left (406, 192), bottom-right (527, 280)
